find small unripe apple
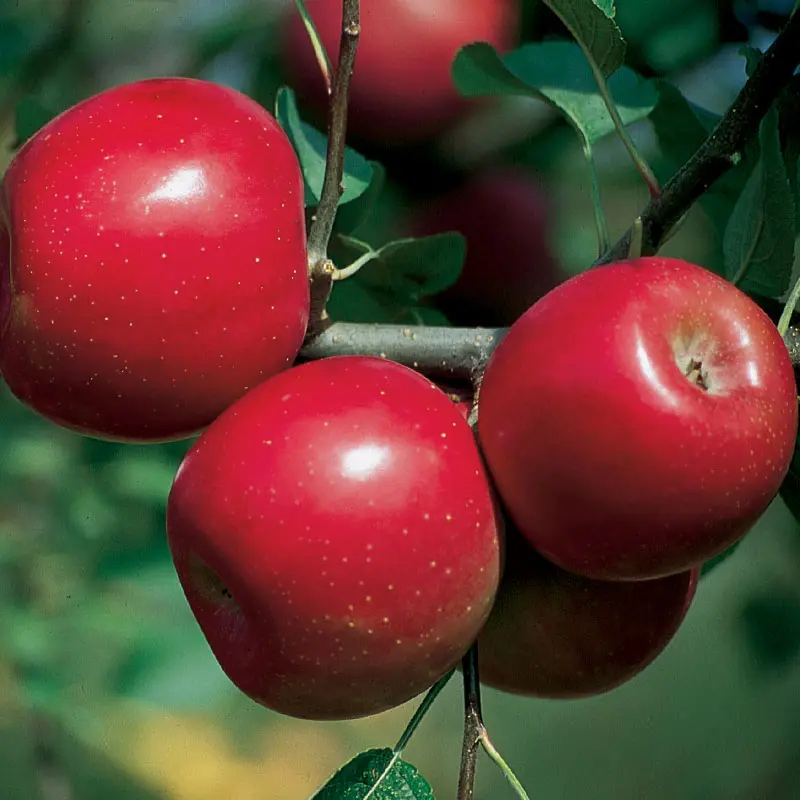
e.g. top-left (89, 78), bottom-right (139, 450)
top-left (280, 0), bottom-right (520, 147)
top-left (408, 168), bottom-right (565, 326)
top-left (478, 527), bottom-right (698, 698)
top-left (0, 78), bottom-right (309, 441)
top-left (479, 257), bottom-right (798, 580)
top-left (167, 356), bottom-right (502, 720)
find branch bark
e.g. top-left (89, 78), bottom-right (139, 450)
top-left (457, 644), bottom-right (483, 800)
top-left (299, 322), bottom-right (507, 380)
top-left (305, 0), bottom-right (360, 266)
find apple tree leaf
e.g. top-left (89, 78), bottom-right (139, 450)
top-left (312, 748), bottom-right (434, 800)
top-left (292, 0), bottom-right (333, 88)
top-left (327, 234), bottom-right (465, 324)
top-left (777, 76), bottom-right (800, 232)
top-left (650, 81), bottom-right (756, 238)
top-left (275, 86), bottom-right (373, 208)
top-left (539, 0), bottom-right (625, 77)
top-left (333, 162), bottom-right (387, 236)
top-left (722, 106), bottom-right (796, 299)
top-left (452, 41), bottom-right (656, 148)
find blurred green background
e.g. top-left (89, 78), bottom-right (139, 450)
top-left (2, 0), bottom-right (800, 798)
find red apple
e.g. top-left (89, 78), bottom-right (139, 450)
top-left (408, 168), bottom-right (565, 326)
top-left (478, 526), bottom-right (698, 698)
top-left (478, 257), bottom-right (798, 580)
top-left (0, 78), bottom-right (309, 441)
top-left (280, 0), bottom-right (520, 147)
top-left (166, 356), bottom-right (502, 720)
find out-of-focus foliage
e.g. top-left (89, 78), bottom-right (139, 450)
top-left (2, 1), bottom-right (800, 799)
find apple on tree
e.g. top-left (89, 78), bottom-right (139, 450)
top-left (0, 77), bottom-right (309, 442)
top-left (478, 524), bottom-right (698, 698)
top-left (166, 355), bottom-right (502, 720)
top-left (280, 0), bottom-right (520, 148)
top-left (407, 167), bottom-right (565, 326)
top-left (478, 256), bottom-right (798, 581)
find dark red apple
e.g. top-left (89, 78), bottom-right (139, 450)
top-left (280, 0), bottom-right (520, 147)
top-left (408, 168), bottom-right (565, 326)
top-left (478, 257), bottom-right (798, 580)
top-left (0, 78), bottom-right (309, 441)
top-left (166, 356), bottom-right (502, 720)
top-left (478, 527), bottom-right (698, 698)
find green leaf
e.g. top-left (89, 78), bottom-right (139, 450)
top-left (293, 0), bottom-right (334, 87)
top-left (539, 0), bottom-right (626, 77)
top-left (651, 81), bottom-right (755, 237)
top-left (722, 106), bottom-right (796, 298)
top-left (312, 748), bottom-right (435, 800)
top-left (366, 236), bottom-right (466, 297)
top-left (328, 234), bottom-right (464, 325)
top-left (334, 162), bottom-right (386, 236)
top-left (274, 86), bottom-right (373, 208)
top-left (741, 591), bottom-right (800, 671)
top-left (778, 78), bottom-right (800, 232)
top-left (453, 41), bottom-right (656, 148)
top-left (326, 277), bottom-right (400, 324)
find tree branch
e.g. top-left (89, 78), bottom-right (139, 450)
top-left (457, 644), bottom-right (483, 800)
top-left (305, 0), bottom-right (360, 266)
top-left (299, 322), bottom-right (507, 380)
top-left (596, 9), bottom-right (800, 265)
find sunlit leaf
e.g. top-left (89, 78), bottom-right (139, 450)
top-left (540, 0), bottom-right (626, 77)
top-left (312, 748), bottom-right (435, 800)
top-left (275, 86), bottom-right (373, 207)
top-left (453, 41), bottom-right (656, 147)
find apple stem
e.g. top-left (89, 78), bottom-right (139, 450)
top-left (479, 728), bottom-right (531, 800)
top-left (583, 141), bottom-right (611, 257)
top-left (393, 669), bottom-right (456, 754)
top-left (306, 0), bottom-right (360, 269)
top-left (595, 8), bottom-right (800, 266)
top-left (587, 62), bottom-right (661, 201)
top-left (300, 322), bottom-right (508, 380)
top-left (457, 644), bottom-right (483, 800)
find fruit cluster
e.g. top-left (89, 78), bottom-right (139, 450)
top-left (1, 76), bottom-right (797, 722)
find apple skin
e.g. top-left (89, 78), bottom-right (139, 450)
top-left (0, 78), bottom-right (310, 441)
top-left (408, 169), bottom-right (565, 326)
top-left (280, 0), bottom-right (519, 147)
top-left (477, 526), bottom-right (698, 698)
top-left (166, 356), bottom-right (502, 720)
top-left (478, 257), bottom-right (798, 581)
